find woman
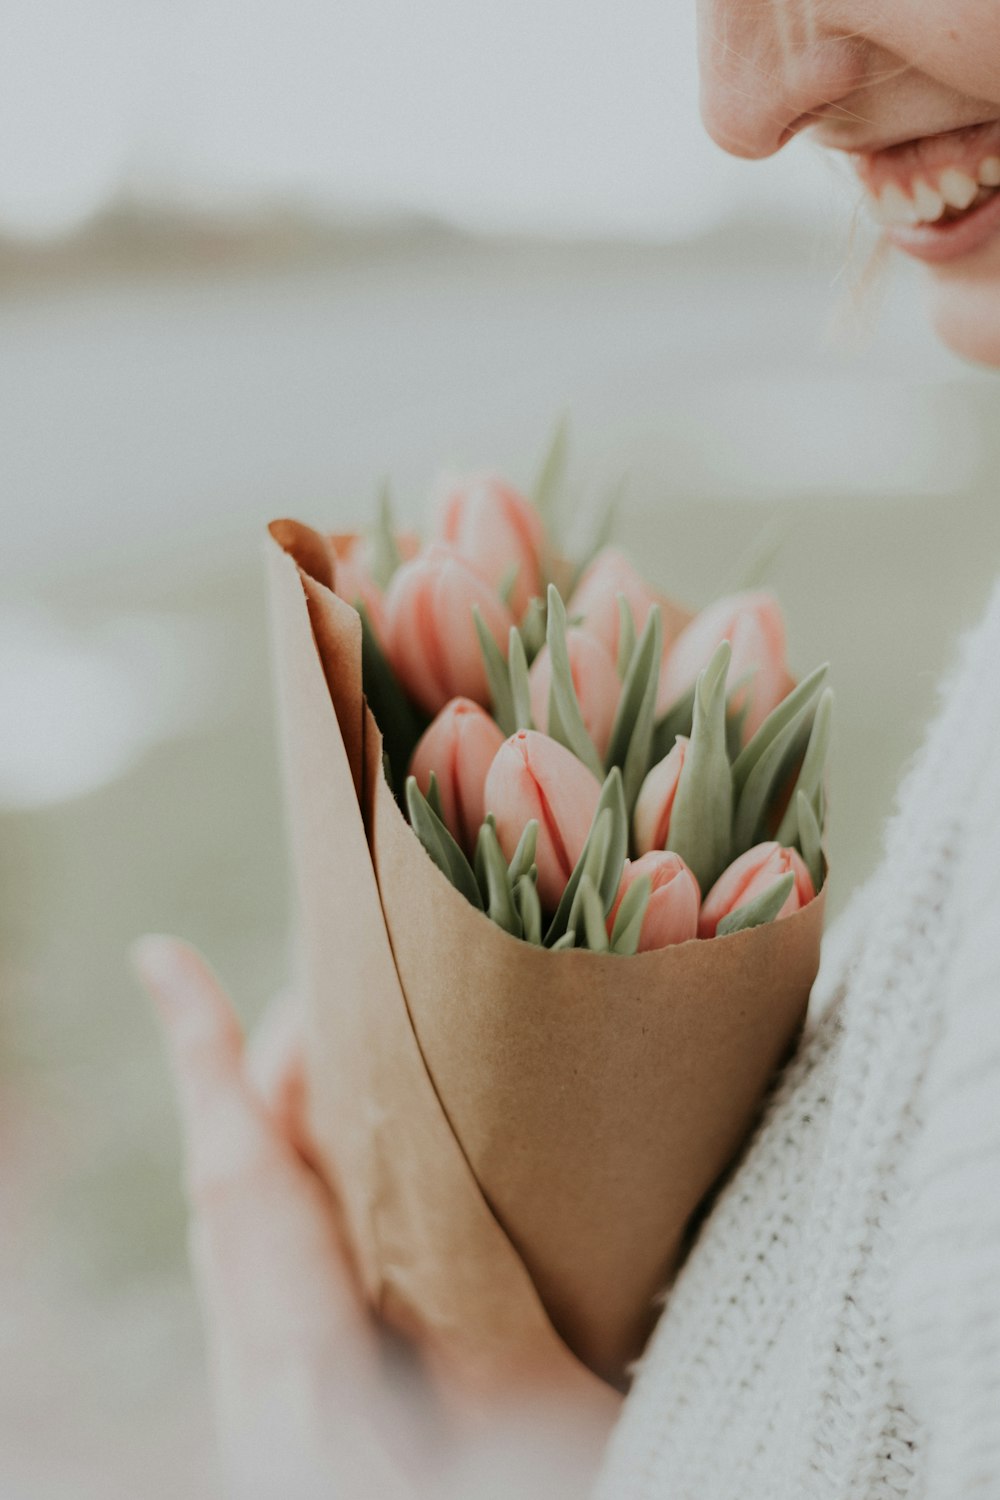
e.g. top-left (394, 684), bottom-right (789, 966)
top-left (135, 3), bottom-right (1000, 1495)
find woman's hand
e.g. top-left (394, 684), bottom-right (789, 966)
top-left (133, 936), bottom-right (620, 1499)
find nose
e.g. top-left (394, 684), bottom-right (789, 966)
top-left (697, 0), bottom-right (866, 159)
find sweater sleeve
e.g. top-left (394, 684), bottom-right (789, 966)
top-left (891, 776), bottom-right (1000, 1497)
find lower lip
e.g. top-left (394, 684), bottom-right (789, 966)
top-left (886, 188), bottom-right (1000, 265)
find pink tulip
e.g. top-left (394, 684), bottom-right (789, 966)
top-left (699, 841), bottom-right (815, 939)
top-left (568, 547), bottom-right (664, 662)
top-left (435, 474), bottom-right (546, 617)
top-left (608, 851), bottom-right (700, 951)
top-left (528, 628), bottom-right (622, 759)
top-left (332, 532), bottom-right (422, 648)
top-left (633, 737), bottom-right (688, 855)
top-left (485, 730), bottom-right (601, 911)
top-left (657, 591), bottom-right (789, 737)
top-left (408, 697), bottom-right (506, 854)
top-left (384, 545), bottom-right (515, 717)
top-left (332, 537), bottom-right (388, 645)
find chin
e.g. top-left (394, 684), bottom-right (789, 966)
top-left (924, 245), bottom-right (1000, 367)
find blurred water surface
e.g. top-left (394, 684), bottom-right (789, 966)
top-left (2, 218), bottom-right (998, 1497)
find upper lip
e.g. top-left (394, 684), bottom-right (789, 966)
top-left (813, 117), bottom-right (1000, 162)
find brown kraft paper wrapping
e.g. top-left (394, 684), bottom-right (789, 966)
top-left (266, 519), bottom-right (826, 1387)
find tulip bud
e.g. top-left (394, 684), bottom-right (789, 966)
top-left (435, 474), bottom-right (546, 617)
top-left (608, 851), bottom-right (700, 951)
top-left (333, 537), bottom-right (389, 645)
top-left (568, 547), bottom-right (664, 662)
top-left (485, 730), bottom-right (601, 911)
top-left (528, 628), bottom-right (621, 759)
top-left (384, 545), bottom-right (515, 717)
top-left (657, 591), bottom-right (789, 738)
top-left (699, 841), bottom-right (815, 939)
top-left (408, 698), bottom-right (506, 855)
top-left (633, 737), bottom-right (687, 854)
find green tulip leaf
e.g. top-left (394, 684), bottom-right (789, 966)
top-left (425, 771), bottom-right (446, 824)
top-left (716, 871), bottom-right (795, 937)
top-left (515, 873), bottom-right (543, 947)
top-left (545, 584), bottom-right (605, 780)
top-left (731, 663), bottom-right (829, 796)
top-left (605, 605), bottom-right (663, 815)
top-left (508, 818), bottom-right (539, 886)
top-left (369, 480), bottom-right (404, 590)
top-left (406, 777), bottom-right (484, 910)
top-left (731, 677), bottom-right (826, 855)
top-left (532, 413), bottom-right (570, 533)
top-left (616, 594), bottom-right (637, 681)
top-left (507, 626), bottom-right (534, 731)
top-left (566, 809), bottom-right (613, 940)
top-left (518, 597), bottom-right (548, 661)
top-left (795, 790), bottom-right (825, 893)
top-left (545, 766), bottom-right (628, 946)
top-left (650, 681), bottom-right (697, 765)
top-left (666, 641), bottom-right (733, 893)
top-left (473, 606), bottom-right (516, 736)
top-left (550, 929), bottom-right (578, 952)
top-left (609, 873), bottom-right (652, 956)
top-left (578, 873), bottom-right (611, 953)
top-left (776, 687), bottom-right (834, 847)
top-left (476, 819), bottom-right (522, 937)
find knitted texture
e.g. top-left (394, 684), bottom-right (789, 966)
top-left (596, 581), bottom-right (1000, 1500)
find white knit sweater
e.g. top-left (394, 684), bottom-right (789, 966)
top-left (597, 580), bottom-right (1000, 1500)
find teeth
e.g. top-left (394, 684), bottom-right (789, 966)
top-left (979, 156), bottom-right (1000, 188)
top-left (938, 168), bottom-right (979, 211)
top-left (911, 178), bottom-right (945, 223)
top-left (874, 182), bottom-right (919, 226)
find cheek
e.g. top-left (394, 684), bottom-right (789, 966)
top-left (923, 244), bottom-right (1000, 367)
top-left (871, 0), bottom-right (1000, 105)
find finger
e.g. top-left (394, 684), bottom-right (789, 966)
top-left (133, 936), bottom-right (373, 1367)
top-left (246, 990), bottom-right (315, 1166)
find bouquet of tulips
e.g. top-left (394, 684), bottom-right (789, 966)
top-left (265, 432), bottom-right (829, 1388)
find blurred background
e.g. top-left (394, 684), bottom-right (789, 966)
top-left (2, 2), bottom-right (999, 1495)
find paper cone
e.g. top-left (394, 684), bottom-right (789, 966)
top-left (266, 519), bottom-right (826, 1386)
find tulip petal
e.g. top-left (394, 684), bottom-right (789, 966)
top-left (545, 766), bottom-right (627, 947)
top-left (405, 777), bottom-right (484, 910)
top-left (609, 873), bottom-right (652, 956)
top-left (795, 790), bottom-right (824, 893)
top-left (776, 687), bottom-right (834, 846)
top-left (545, 586), bottom-right (605, 780)
top-left (732, 673), bottom-right (828, 855)
top-left (716, 871), bottom-right (795, 936)
top-left (666, 642), bottom-right (733, 893)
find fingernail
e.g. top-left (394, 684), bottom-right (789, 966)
top-left (131, 934), bottom-right (198, 1015)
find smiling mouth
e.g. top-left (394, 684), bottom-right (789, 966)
top-left (855, 121), bottom-right (1000, 229)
